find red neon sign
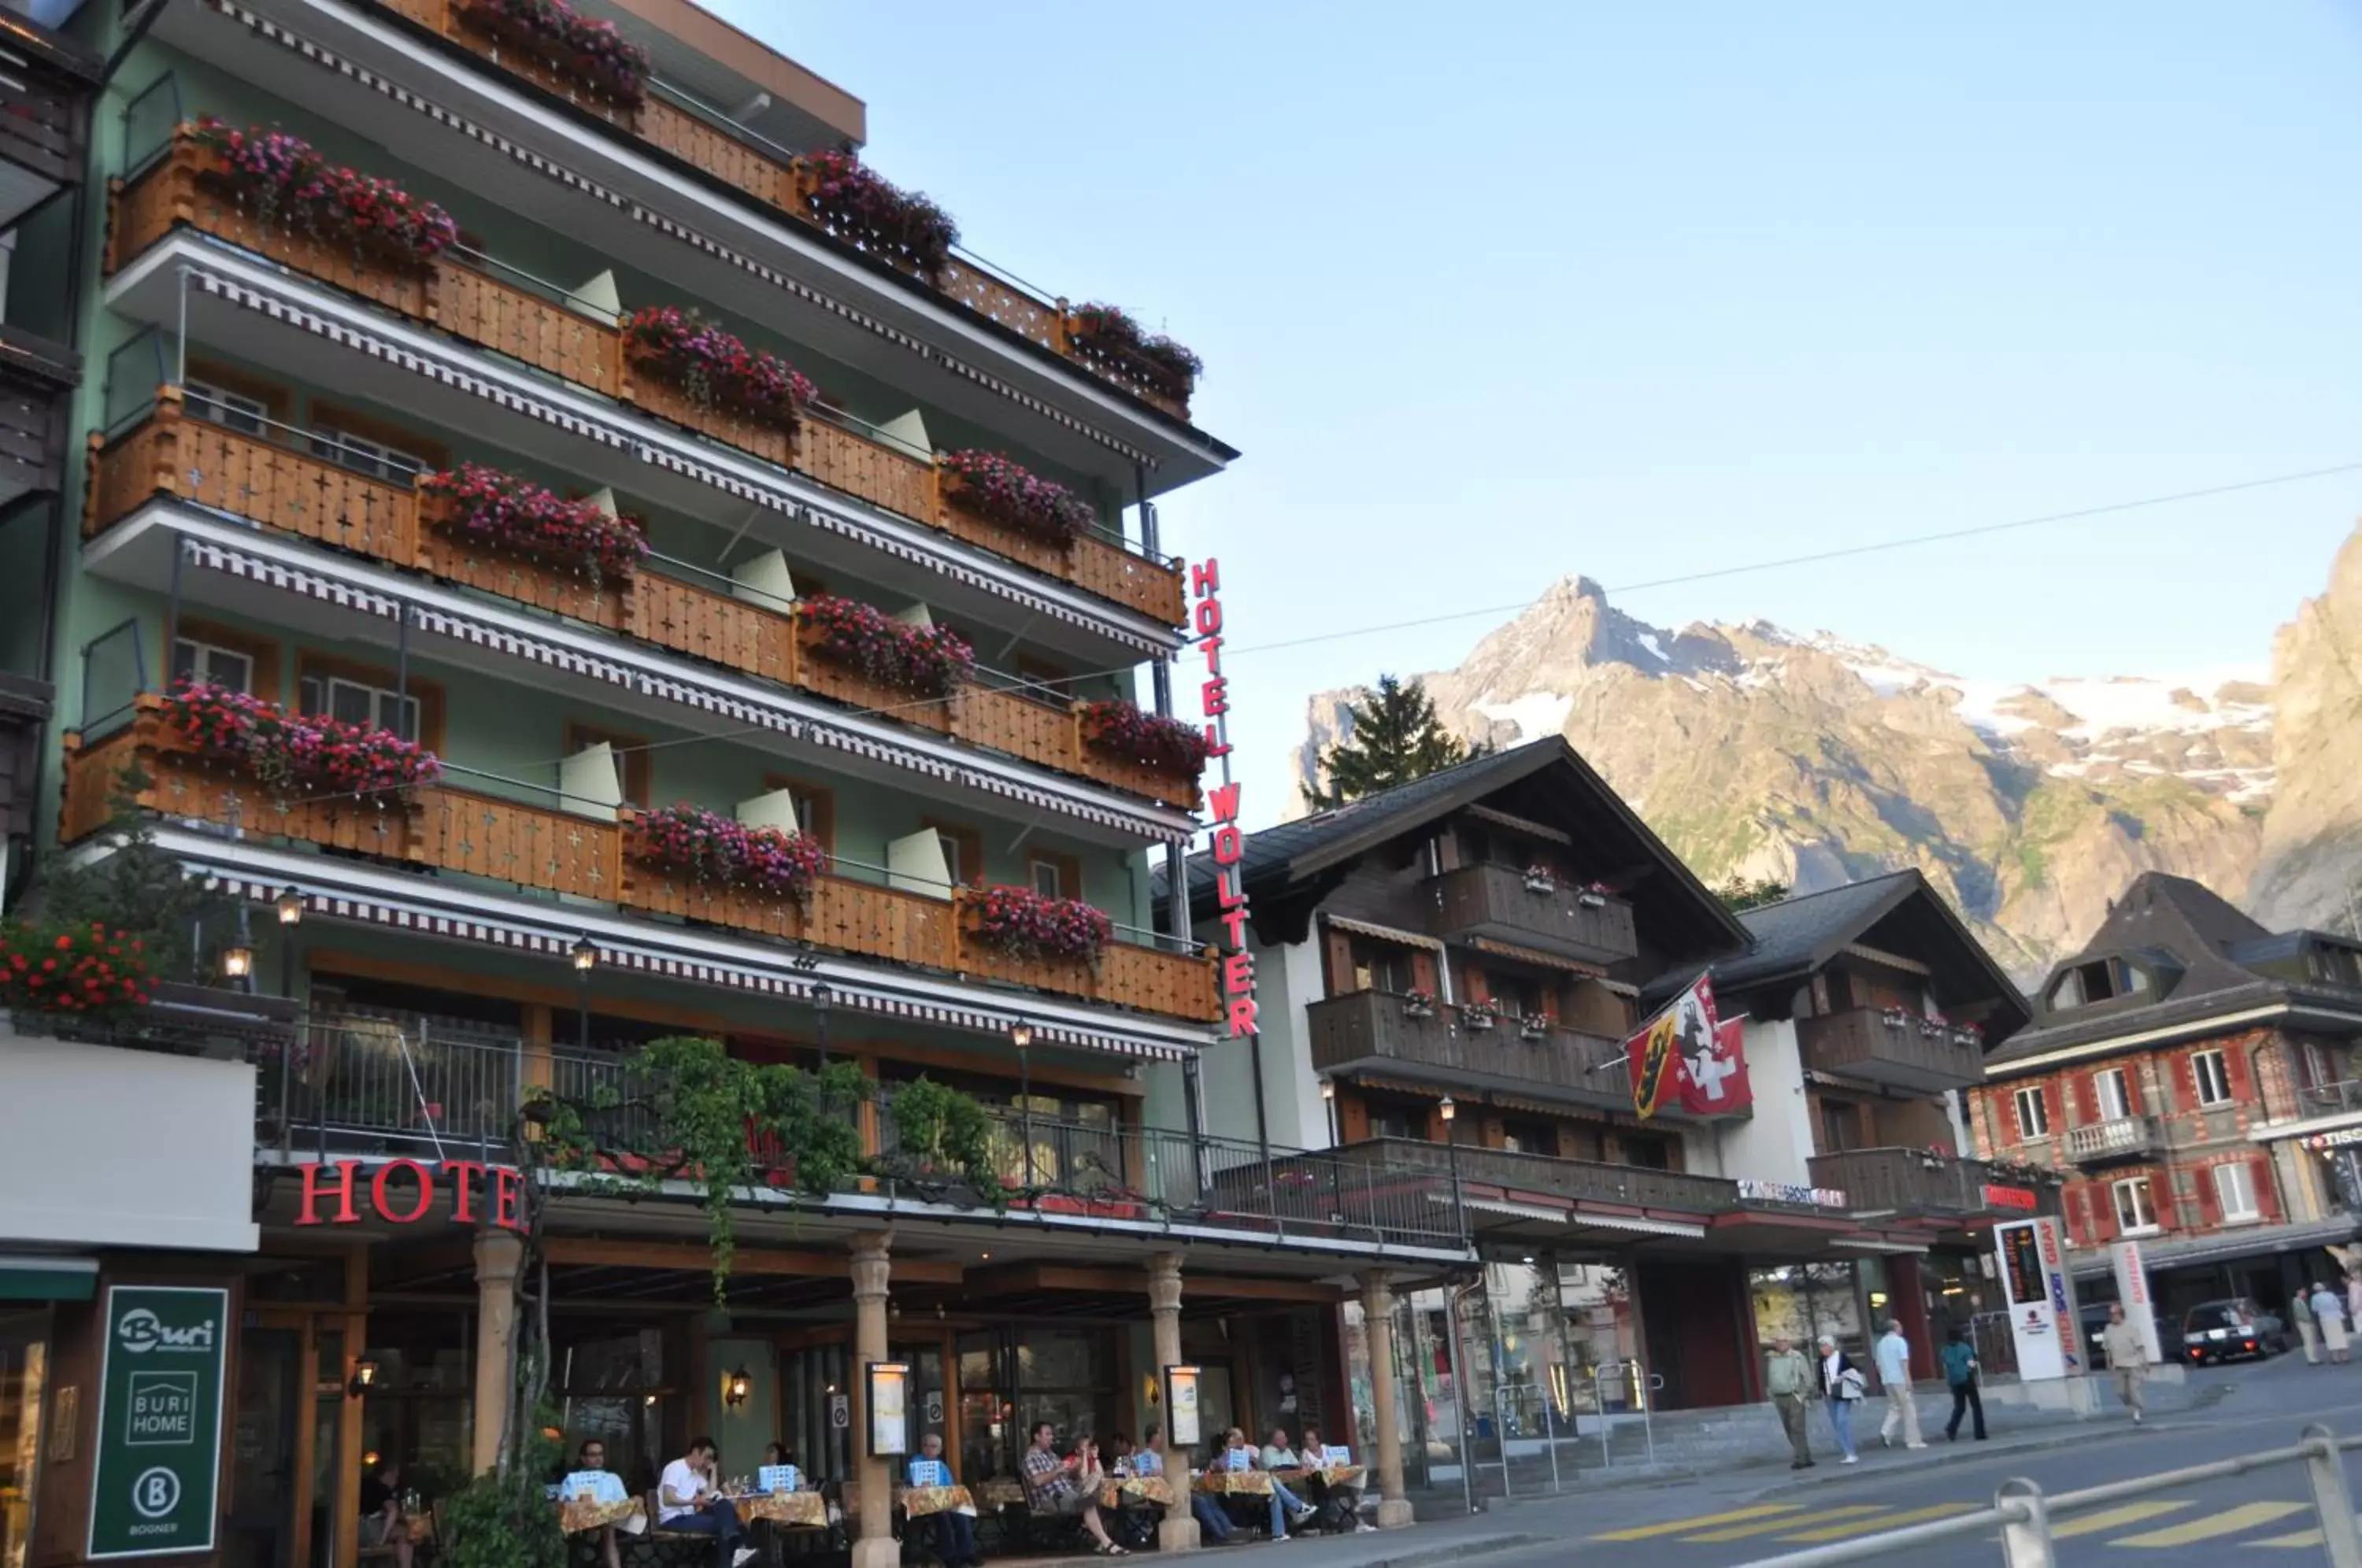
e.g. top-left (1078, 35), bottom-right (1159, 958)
top-left (291, 1159), bottom-right (530, 1233)
top-left (1193, 558), bottom-right (1257, 1039)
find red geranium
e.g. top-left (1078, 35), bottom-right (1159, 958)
top-left (624, 306), bottom-right (814, 428)
top-left (0, 920), bottom-right (153, 1017)
top-left (161, 680), bottom-right (442, 802)
top-left (802, 147), bottom-right (958, 278)
top-left (631, 804), bottom-right (827, 900)
top-left (1079, 698), bottom-right (1209, 778)
top-left (939, 449), bottom-right (1098, 546)
top-left (192, 117), bottom-right (459, 268)
top-left (1068, 302), bottom-right (1202, 402)
top-left (969, 884), bottom-right (1112, 964)
top-left (799, 595), bottom-right (974, 697)
top-left (419, 464), bottom-right (648, 585)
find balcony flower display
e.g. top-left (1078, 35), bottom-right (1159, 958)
top-left (968, 883), bottom-right (1112, 964)
top-left (1879, 1004), bottom-right (1916, 1030)
top-left (1518, 1014), bottom-right (1550, 1041)
top-left (459, 0), bottom-right (652, 106)
top-left (624, 306), bottom-right (816, 427)
top-left (419, 464), bottom-right (649, 585)
top-left (799, 594), bottom-right (974, 697)
top-left (939, 449), bottom-right (1097, 547)
top-left (1575, 879), bottom-right (1612, 909)
top-left (191, 117), bottom-right (460, 268)
top-left (1460, 998), bottom-right (1500, 1031)
top-left (1521, 863), bottom-right (1557, 894)
top-left (161, 679), bottom-right (442, 801)
top-left (0, 920), bottom-right (152, 1016)
top-left (1401, 988), bottom-right (1437, 1019)
top-left (1078, 698), bottom-right (1209, 778)
top-left (802, 147), bottom-right (959, 279)
top-left (631, 804), bottom-right (827, 900)
top-left (1068, 302), bottom-right (1202, 402)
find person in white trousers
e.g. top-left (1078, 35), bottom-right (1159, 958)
top-left (1874, 1319), bottom-right (1926, 1450)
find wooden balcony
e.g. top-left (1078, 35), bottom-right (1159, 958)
top-left (1338, 1137), bottom-right (1739, 1220)
top-left (1807, 1148), bottom-right (2055, 1220)
top-left (61, 704), bottom-right (1220, 1025)
top-left (1420, 864), bottom-right (1638, 966)
top-left (0, 10), bottom-right (98, 226)
top-left (2064, 1115), bottom-right (2162, 1167)
top-left (369, 0), bottom-right (1194, 423)
top-left (1797, 1006), bottom-right (1983, 1093)
top-left (0, 325), bottom-right (76, 505)
top-left (83, 395), bottom-right (1200, 811)
top-left (1305, 989), bottom-right (1642, 1115)
top-left (105, 130), bottom-right (1187, 628)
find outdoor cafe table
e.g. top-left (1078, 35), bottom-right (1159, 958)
top-left (1098, 1476), bottom-right (1176, 1510)
top-left (898, 1485), bottom-right (976, 1519)
top-left (1194, 1471), bottom-right (1272, 1498)
top-left (556, 1497), bottom-right (643, 1537)
top-left (976, 1478), bottom-right (1027, 1512)
top-left (732, 1492), bottom-right (827, 1529)
top-left (1278, 1465), bottom-right (1366, 1490)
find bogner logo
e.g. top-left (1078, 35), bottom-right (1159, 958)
top-left (116, 1310), bottom-right (216, 1355)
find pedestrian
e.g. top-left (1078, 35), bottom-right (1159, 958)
top-left (1873, 1318), bottom-right (1926, 1450)
top-left (2294, 1289), bottom-right (2323, 1366)
top-left (2346, 1271), bottom-right (2362, 1338)
top-left (1767, 1336), bottom-right (1816, 1469)
top-left (1816, 1333), bottom-right (1864, 1463)
top-left (2099, 1304), bottom-right (2148, 1423)
top-left (2310, 1281), bottom-right (2350, 1364)
top-left (1940, 1326), bottom-right (1986, 1442)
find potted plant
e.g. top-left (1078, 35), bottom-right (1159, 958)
top-left (1879, 1004), bottom-right (1915, 1030)
top-left (1078, 698), bottom-right (1209, 779)
top-left (1461, 999), bottom-right (1500, 1032)
top-left (1066, 302), bottom-right (1202, 405)
top-left (1521, 863), bottom-right (1557, 895)
top-left (160, 679), bottom-right (442, 804)
top-left (629, 804), bottom-right (827, 901)
top-left (457, 0), bottom-right (652, 108)
top-left (190, 118), bottom-right (459, 269)
top-left (1401, 988), bottom-right (1436, 1020)
top-left (966, 884), bottom-right (1112, 965)
top-left (1920, 1143), bottom-right (1951, 1170)
top-left (799, 147), bottom-right (959, 279)
top-left (417, 464), bottom-right (649, 587)
top-left (1575, 880), bottom-right (1612, 910)
top-left (939, 449), bottom-right (1098, 547)
top-left (798, 594), bottom-right (974, 697)
top-left (623, 305), bottom-right (815, 430)
top-left (1517, 1014), bottom-right (1549, 1042)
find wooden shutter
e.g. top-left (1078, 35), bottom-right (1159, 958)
top-left (2190, 1166), bottom-right (2219, 1230)
top-left (2074, 1072), bottom-right (2098, 1123)
top-left (2253, 1155), bottom-right (2283, 1222)
top-left (2086, 1183), bottom-right (2115, 1242)
top-left (2224, 1043), bottom-right (2256, 1104)
top-left (2146, 1173), bottom-right (2177, 1232)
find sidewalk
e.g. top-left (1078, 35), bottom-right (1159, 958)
top-left (1001, 1518), bottom-right (1552, 1568)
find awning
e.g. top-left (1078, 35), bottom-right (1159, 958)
top-left (1830, 1237), bottom-right (1931, 1256)
top-left (1323, 916), bottom-right (1442, 952)
top-left (2068, 1215), bottom-right (2359, 1277)
top-left (0, 1256), bottom-right (98, 1301)
top-left (1572, 1213), bottom-right (1709, 1240)
top-left (1467, 937), bottom-right (1607, 977)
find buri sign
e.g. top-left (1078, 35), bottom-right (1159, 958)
top-left (291, 1159), bottom-right (531, 1232)
top-left (1192, 559), bottom-right (1257, 1038)
top-left (88, 1287), bottom-right (228, 1560)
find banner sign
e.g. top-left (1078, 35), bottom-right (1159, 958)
top-left (2110, 1240), bottom-right (2164, 1364)
top-left (291, 1159), bottom-right (529, 1232)
top-left (1193, 559), bottom-right (1257, 1038)
top-left (88, 1286), bottom-right (229, 1560)
top-left (1736, 1179), bottom-right (1849, 1208)
top-left (1625, 973), bottom-right (1752, 1119)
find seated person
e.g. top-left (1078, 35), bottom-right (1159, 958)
top-left (1295, 1426), bottom-right (1371, 1533)
top-left (756, 1443), bottom-right (799, 1492)
top-left (906, 1433), bottom-right (976, 1568)
top-left (562, 1440), bottom-right (630, 1568)
top-left (1137, 1426), bottom-right (1234, 1544)
top-left (358, 1459), bottom-right (414, 1568)
top-left (658, 1437), bottom-right (754, 1568)
top-left (1017, 1422), bottom-right (1120, 1555)
top-left (1223, 1426), bottom-right (1315, 1540)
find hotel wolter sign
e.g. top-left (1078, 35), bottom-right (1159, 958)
top-left (1192, 558), bottom-right (1257, 1037)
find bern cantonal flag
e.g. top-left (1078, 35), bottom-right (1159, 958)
top-left (1627, 972), bottom-right (1744, 1119)
top-left (1627, 974), bottom-right (1702, 1119)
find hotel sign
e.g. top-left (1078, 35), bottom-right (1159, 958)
top-left (88, 1287), bottom-right (228, 1559)
top-left (1982, 1185), bottom-right (2039, 1211)
top-left (1192, 558), bottom-right (1257, 1038)
top-left (291, 1159), bottom-right (531, 1232)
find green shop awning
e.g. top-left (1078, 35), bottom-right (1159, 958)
top-left (0, 1257), bottom-right (98, 1301)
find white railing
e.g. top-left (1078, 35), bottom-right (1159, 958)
top-left (1742, 1422), bottom-right (2362, 1566)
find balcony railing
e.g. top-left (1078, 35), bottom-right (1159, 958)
top-left (1807, 1147), bottom-right (2053, 1219)
top-left (84, 394), bottom-right (1200, 811)
top-left (2298, 1080), bottom-right (2362, 1119)
top-left (0, 10), bottom-right (98, 217)
top-left (1420, 864), bottom-right (1639, 966)
top-left (106, 130), bottom-right (1188, 628)
top-left (2063, 1115), bottom-right (2162, 1167)
top-left (1797, 1006), bottom-right (1983, 1093)
top-left (1337, 1137), bottom-right (1740, 1217)
top-left (366, 0), bottom-right (1195, 422)
top-left (1305, 989), bottom-right (1643, 1115)
top-left (60, 704), bottom-right (1219, 1026)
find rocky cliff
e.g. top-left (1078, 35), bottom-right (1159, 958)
top-left (1291, 575), bottom-right (2279, 979)
top-left (2248, 527), bottom-right (2362, 934)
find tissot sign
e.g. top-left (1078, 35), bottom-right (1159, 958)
top-left (291, 1159), bottom-right (531, 1232)
top-left (89, 1287), bottom-right (228, 1559)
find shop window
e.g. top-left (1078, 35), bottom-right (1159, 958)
top-left (2192, 1049), bottom-right (2233, 1107)
top-left (2012, 1085), bottom-right (2050, 1141)
top-left (1749, 1263), bottom-right (1867, 1367)
top-left (2212, 1163), bottom-right (2260, 1222)
top-left (0, 1311), bottom-right (50, 1568)
top-left (2111, 1177), bottom-right (2157, 1235)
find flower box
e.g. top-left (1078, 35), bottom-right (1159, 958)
top-left (623, 306), bottom-right (813, 435)
top-left (1461, 1001), bottom-right (1499, 1032)
top-left (1078, 699), bottom-right (1209, 780)
top-left (965, 884), bottom-right (1112, 964)
top-left (798, 148), bottom-right (958, 279)
top-left (1518, 1018), bottom-right (1549, 1041)
top-left (418, 464), bottom-right (648, 586)
top-left (190, 118), bottom-right (458, 272)
top-left (798, 595), bottom-right (974, 697)
top-left (1521, 864), bottom-right (1557, 895)
top-left (1401, 989), bottom-right (1436, 1019)
top-left (160, 679), bottom-right (441, 803)
top-left (630, 804), bottom-right (825, 901)
top-left (1067, 303), bottom-right (1201, 406)
top-left (1575, 890), bottom-right (1607, 909)
top-left (456, 0), bottom-right (651, 110)
top-left (940, 451), bottom-right (1097, 548)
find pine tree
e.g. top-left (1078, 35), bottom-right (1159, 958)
top-left (1714, 876), bottom-right (1792, 913)
top-left (1304, 675), bottom-right (1478, 810)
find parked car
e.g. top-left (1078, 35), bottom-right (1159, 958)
top-left (2181, 1299), bottom-right (2287, 1363)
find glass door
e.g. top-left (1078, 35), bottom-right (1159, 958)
top-left (227, 1325), bottom-right (305, 1568)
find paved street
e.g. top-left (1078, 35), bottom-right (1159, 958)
top-left (1243, 1352), bottom-right (2362, 1568)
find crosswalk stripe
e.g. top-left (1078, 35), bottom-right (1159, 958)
top-left (1682, 1504), bottom-right (1890, 1543)
top-left (2110, 1501), bottom-right (2309, 1546)
top-left (1589, 1504), bottom-right (1804, 1540)
top-left (2049, 1503), bottom-right (2192, 1538)
top-left (2251, 1527), bottom-right (2325, 1548)
top-left (1774, 1503), bottom-right (1975, 1543)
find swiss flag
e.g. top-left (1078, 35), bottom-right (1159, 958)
top-left (1680, 1013), bottom-right (1753, 1115)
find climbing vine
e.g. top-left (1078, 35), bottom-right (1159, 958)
top-left (883, 1074), bottom-right (999, 1194)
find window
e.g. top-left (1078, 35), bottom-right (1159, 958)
top-left (1025, 849), bottom-right (1081, 902)
top-left (1820, 1100), bottom-right (1860, 1152)
top-left (185, 378), bottom-right (268, 435)
top-left (2094, 1067), bottom-right (2131, 1122)
top-left (2047, 956), bottom-right (2151, 1010)
top-left (564, 722), bottom-right (652, 808)
top-left (2112, 1177), bottom-right (2157, 1234)
top-left (1622, 1134), bottom-right (1672, 1170)
top-left (311, 425), bottom-right (427, 483)
top-left (173, 637), bottom-right (254, 694)
top-left (1369, 1104), bottom-right (1419, 1141)
top-left (2212, 1162), bottom-right (2260, 1222)
top-left (1349, 941), bottom-right (1411, 997)
top-left (2014, 1085), bottom-right (2051, 1141)
top-left (923, 819), bottom-right (983, 889)
top-left (1500, 1119), bottom-right (1557, 1156)
top-left (301, 674), bottom-right (419, 740)
top-left (2192, 1049), bottom-right (2233, 1108)
top-left (1030, 859), bottom-right (1062, 897)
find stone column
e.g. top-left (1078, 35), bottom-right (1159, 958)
top-left (1358, 1270), bottom-right (1414, 1529)
top-left (471, 1229), bottom-right (523, 1474)
top-left (1147, 1252), bottom-right (1198, 1552)
top-left (849, 1232), bottom-right (896, 1568)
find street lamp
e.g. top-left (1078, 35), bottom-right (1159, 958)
top-left (1320, 1077), bottom-right (1338, 1148)
top-left (813, 981), bottom-right (831, 1069)
top-left (1011, 1019), bottom-right (1035, 1190)
top-left (1438, 1095), bottom-right (1467, 1242)
top-left (220, 939), bottom-right (254, 986)
top-left (571, 936), bottom-right (598, 1050)
top-left (276, 886), bottom-right (303, 1004)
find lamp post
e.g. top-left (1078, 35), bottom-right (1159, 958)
top-left (221, 900), bottom-right (254, 994)
top-left (813, 981), bottom-right (831, 1070)
top-left (1011, 1019), bottom-right (1034, 1189)
top-left (276, 886), bottom-right (303, 1004)
top-left (571, 937), bottom-right (598, 1050)
top-left (1320, 1077), bottom-right (1338, 1148)
top-left (1439, 1095), bottom-right (1467, 1243)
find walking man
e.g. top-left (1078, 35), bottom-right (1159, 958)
top-left (2100, 1304), bottom-right (2149, 1423)
top-left (2294, 1289), bottom-right (2322, 1365)
top-left (1940, 1326), bottom-right (1986, 1441)
top-left (1766, 1335), bottom-right (1816, 1470)
top-left (2312, 1281), bottom-right (2352, 1365)
top-left (1875, 1318), bottom-right (1925, 1450)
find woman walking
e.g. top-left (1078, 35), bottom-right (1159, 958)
top-left (1817, 1333), bottom-right (1865, 1463)
top-left (2312, 1281), bottom-right (2351, 1365)
top-left (2294, 1289), bottom-right (2323, 1365)
top-left (1941, 1327), bottom-right (1986, 1441)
